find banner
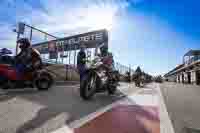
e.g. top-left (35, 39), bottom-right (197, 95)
top-left (33, 29), bottom-right (108, 54)
top-left (48, 41), bottom-right (58, 59)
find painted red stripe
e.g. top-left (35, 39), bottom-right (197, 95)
top-left (75, 105), bottom-right (160, 133)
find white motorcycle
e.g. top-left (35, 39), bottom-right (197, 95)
top-left (80, 55), bottom-right (119, 100)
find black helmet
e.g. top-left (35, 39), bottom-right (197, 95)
top-left (17, 38), bottom-right (31, 49)
top-left (100, 45), bottom-right (108, 56)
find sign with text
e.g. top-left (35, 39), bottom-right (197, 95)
top-left (48, 41), bottom-right (58, 59)
top-left (33, 29), bottom-right (108, 54)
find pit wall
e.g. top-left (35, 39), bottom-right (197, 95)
top-left (45, 64), bottom-right (80, 81)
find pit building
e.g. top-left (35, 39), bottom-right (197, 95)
top-left (164, 50), bottom-right (200, 85)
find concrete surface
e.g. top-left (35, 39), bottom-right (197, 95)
top-left (46, 64), bottom-right (79, 81)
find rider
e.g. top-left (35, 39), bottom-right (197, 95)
top-left (77, 43), bottom-right (87, 82)
top-left (100, 45), bottom-right (114, 70)
top-left (15, 38), bottom-right (42, 78)
top-left (100, 45), bottom-right (108, 57)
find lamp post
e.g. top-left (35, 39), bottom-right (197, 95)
top-left (13, 29), bottom-right (20, 56)
top-left (13, 22), bottom-right (26, 55)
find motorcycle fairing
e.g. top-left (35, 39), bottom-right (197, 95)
top-left (0, 64), bottom-right (18, 80)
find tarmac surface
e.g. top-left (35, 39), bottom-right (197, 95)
top-left (53, 83), bottom-right (174, 133)
top-left (0, 82), bottom-right (174, 133)
top-left (0, 83), bottom-right (127, 133)
top-left (160, 82), bottom-right (200, 133)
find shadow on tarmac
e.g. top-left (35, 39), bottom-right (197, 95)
top-left (2, 84), bottom-right (126, 133)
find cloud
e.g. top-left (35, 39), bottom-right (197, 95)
top-left (16, 0), bottom-right (130, 35)
top-left (0, 0), bottom-right (132, 50)
top-left (2, 0), bottom-right (196, 75)
top-left (0, 23), bottom-right (16, 50)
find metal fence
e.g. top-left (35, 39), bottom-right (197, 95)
top-left (114, 62), bottom-right (134, 75)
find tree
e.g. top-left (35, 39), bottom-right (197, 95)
top-left (135, 66), bottom-right (142, 74)
top-left (154, 75), bottom-right (163, 83)
top-left (132, 66), bottom-right (142, 82)
top-left (132, 66), bottom-right (153, 83)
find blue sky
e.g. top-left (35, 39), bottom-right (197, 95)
top-left (0, 0), bottom-right (200, 75)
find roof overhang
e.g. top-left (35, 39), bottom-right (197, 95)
top-left (184, 50), bottom-right (200, 57)
top-left (165, 60), bottom-right (200, 77)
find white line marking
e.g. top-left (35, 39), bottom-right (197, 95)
top-left (69, 99), bottom-right (124, 129)
top-left (155, 83), bottom-right (175, 133)
top-left (50, 126), bottom-right (74, 133)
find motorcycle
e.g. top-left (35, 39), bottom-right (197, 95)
top-left (133, 74), bottom-right (142, 87)
top-left (135, 79), bottom-right (141, 87)
top-left (80, 55), bottom-right (119, 100)
top-left (0, 55), bottom-right (53, 90)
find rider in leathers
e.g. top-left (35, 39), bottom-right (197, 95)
top-left (100, 46), bottom-right (114, 70)
top-left (16, 38), bottom-right (42, 77)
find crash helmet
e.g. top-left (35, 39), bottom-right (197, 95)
top-left (100, 45), bottom-right (108, 56)
top-left (17, 38), bottom-right (31, 50)
top-left (108, 52), bottom-right (113, 57)
top-left (80, 42), bottom-right (86, 51)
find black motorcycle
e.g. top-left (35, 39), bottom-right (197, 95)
top-left (135, 79), bottom-right (141, 87)
top-left (80, 56), bottom-right (119, 100)
top-left (133, 74), bottom-right (142, 87)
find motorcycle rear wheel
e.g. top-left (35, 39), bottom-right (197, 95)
top-left (1, 79), bottom-right (14, 89)
top-left (35, 75), bottom-right (52, 91)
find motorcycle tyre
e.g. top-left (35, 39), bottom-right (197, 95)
top-left (1, 79), bottom-right (14, 89)
top-left (35, 75), bottom-right (52, 91)
top-left (80, 73), bottom-right (96, 100)
top-left (108, 86), bottom-right (117, 95)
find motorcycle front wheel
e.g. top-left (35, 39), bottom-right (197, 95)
top-left (108, 86), bottom-right (117, 95)
top-left (80, 72), bottom-right (97, 100)
top-left (135, 82), bottom-right (140, 87)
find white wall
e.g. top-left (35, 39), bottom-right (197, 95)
top-left (191, 71), bottom-right (196, 84)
